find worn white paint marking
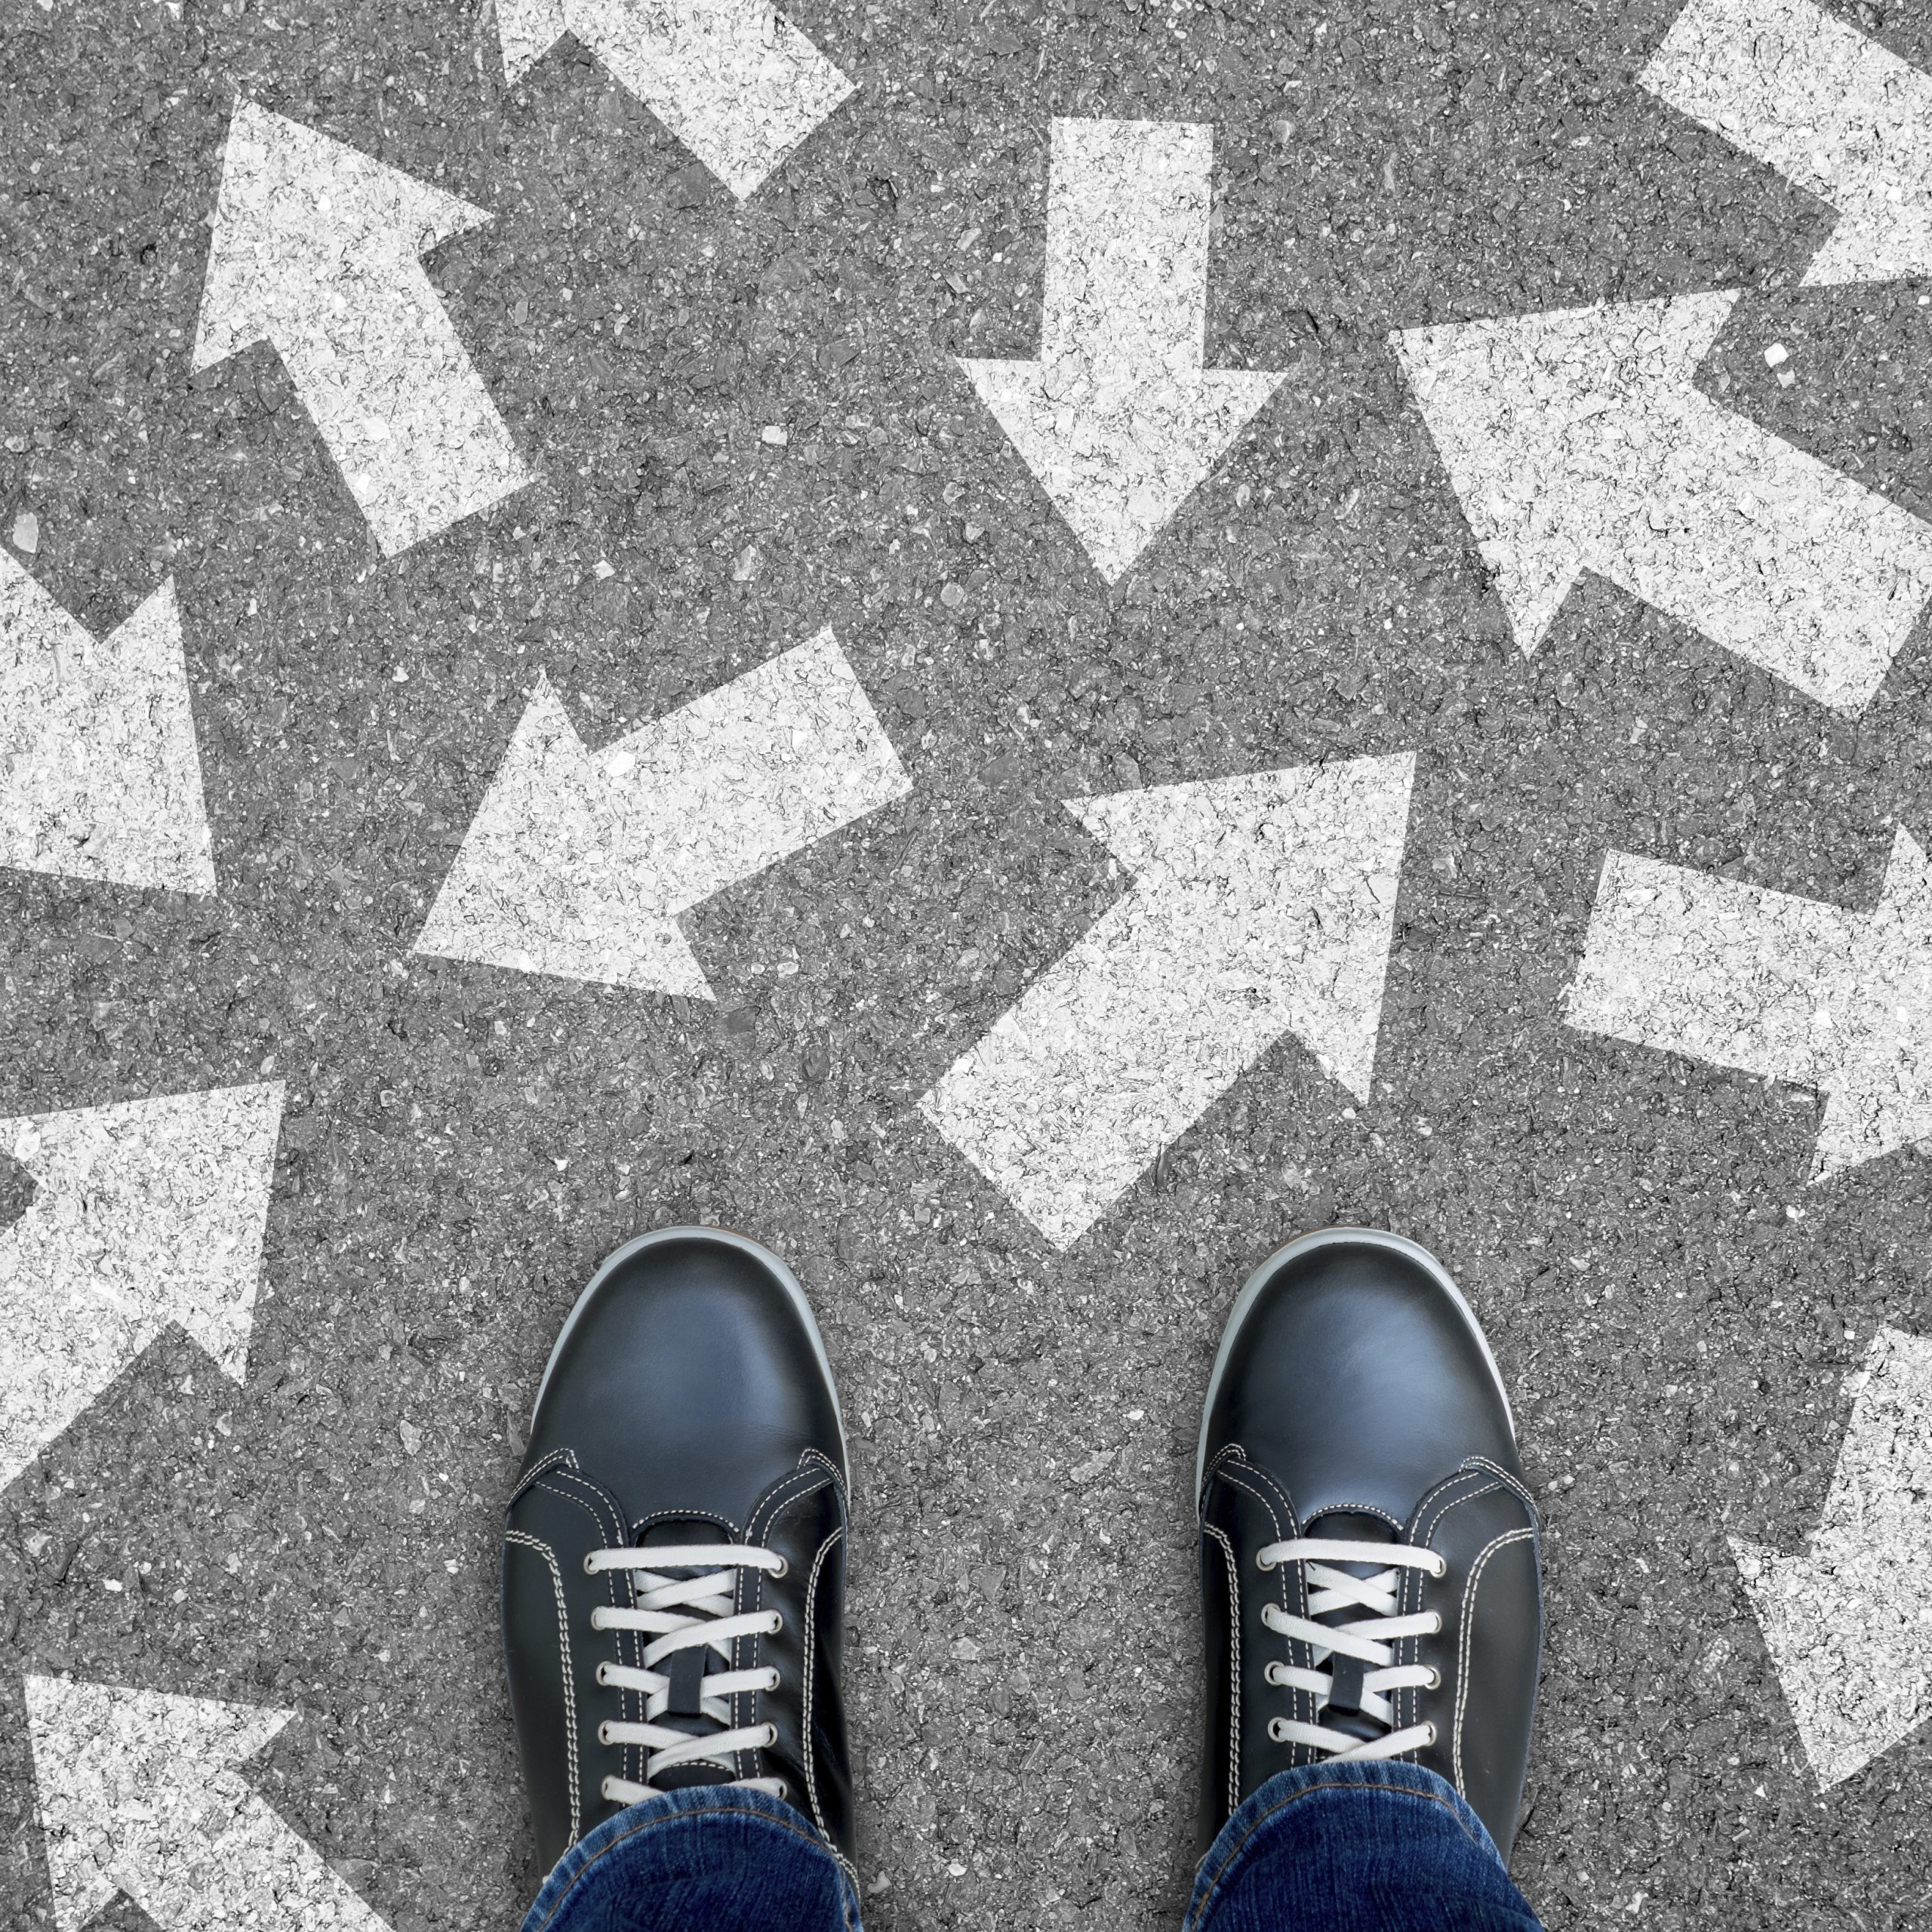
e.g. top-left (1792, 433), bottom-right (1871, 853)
top-left (920, 755), bottom-right (1414, 1249)
top-left (1732, 1327), bottom-right (1932, 1787)
top-left (416, 629), bottom-right (909, 995)
top-left (26, 1675), bottom-right (391, 1932)
top-left (1643, 0), bottom-right (1932, 287)
top-left (1567, 830), bottom-right (1932, 1177)
top-left (195, 100), bottom-right (532, 557)
top-left (1, 554), bottom-right (212, 895)
top-left (0, 1082), bottom-right (282, 1487)
top-left (497, 0), bottom-right (852, 200)
top-left (1393, 293), bottom-right (1932, 713)
top-left (959, 119), bottom-right (1287, 583)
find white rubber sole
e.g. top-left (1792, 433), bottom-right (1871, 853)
top-left (531, 1225), bottom-right (850, 1473)
top-left (1194, 1226), bottom-right (1514, 1500)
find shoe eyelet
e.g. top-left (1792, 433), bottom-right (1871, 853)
top-left (595, 1662), bottom-right (613, 1687)
top-left (601, 1777), bottom-right (620, 1801)
top-left (1424, 1666), bottom-right (1441, 1690)
top-left (768, 1611), bottom-right (783, 1635)
top-left (1255, 1552), bottom-right (1276, 1573)
top-left (770, 1555), bottom-right (789, 1580)
top-left (589, 1608), bottom-right (609, 1632)
top-left (1428, 1613), bottom-right (1444, 1634)
top-left (759, 1723), bottom-right (779, 1748)
top-left (583, 1553), bottom-right (598, 1576)
top-left (764, 1669), bottom-right (782, 1691)
top-left (1423, 1722), bottom-right (1438, 1745)
top-left (1266, 1718), bottom-right (1288, 1743)
top-left (1429, 1553), bottom-right (1447, 1580)
top-left (597, 1721), bottom-right (614, 1746)
top-left (1263, 1663), bottom-right (1288, 1687)
top-left (774, 1780), bottom-right (790, 1801)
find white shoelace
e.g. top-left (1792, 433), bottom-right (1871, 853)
top-left (1258, 1537), bottom-right (1447, 1760)
top-left (585, 1543), bottom-right (789, 1804)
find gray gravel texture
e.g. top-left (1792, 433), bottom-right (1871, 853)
top-left (5, 0), bottom-right (1932, 1926)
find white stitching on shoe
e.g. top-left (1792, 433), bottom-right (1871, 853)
top-left (800, 1523), bottom-right (844, 1841)
top-left (506, 1530), bottom-right (580, 1843)
top-left (1454, 1525), bottom-right (1537, 1795)
top-left (1203, 1521), bottom-right (1241, 1818)
top-left (1217, 1463), bottom-right (1310, 1764)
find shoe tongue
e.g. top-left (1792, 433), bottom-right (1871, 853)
top-left (1302, 1511), bottom-right (1397, 1746)
top-left (630, 1518), bottom-right (737, 1792)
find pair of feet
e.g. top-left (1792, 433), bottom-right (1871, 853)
top-left (500, 1228), bottom-right (1542, 1878)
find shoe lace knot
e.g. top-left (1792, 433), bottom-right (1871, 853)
top-left (1257, 1537), bottom-right (1446, 1761)
top-left (583, 1543), bottom-right (789, 1805)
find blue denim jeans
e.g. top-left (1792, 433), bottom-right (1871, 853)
top-left (520, 1763), bottom-right (1544, 1932)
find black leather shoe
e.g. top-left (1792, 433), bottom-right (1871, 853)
top-left (1196, 1229), bottom-right (1541, 1862)
top-left (502, 1228), bottom-right (853, 1878)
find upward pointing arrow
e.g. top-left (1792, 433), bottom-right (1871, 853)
top-left (0, 1082), bottom-right (284, 1488)
top-left (1642, 0), bottom-right (1932, 287)
top-left (1566, 830), bottom-right (1932, 1178)
top-left (414, 630), bottom-right (909, 994)
top-left (496, 0), bottom-right (853, 199)
top-left (25, 1675), bottom-right (392, 1932)
top-left (1, 552), bottom-right (213, 895)
top-left (195, 100), bottom-right (532, 557)
top-left (1394, 292), bottom-right (1932, 712)
top-left (959, 118), bottom-right (1288, 583)
top-left (1731, 1326), bottom-right (1932, 1788)
top-left (920, 755), bottom-right (1414, 1249)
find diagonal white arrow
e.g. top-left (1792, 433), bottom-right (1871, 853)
top-left (959, 118), bottom-right (1288, 584)
top-left (919, 755), bottom-right (1415, 1249)
top-left (1731, 1326), bottom-right (1932, 1788)
top-left (497, 0), bottom-right (853, 200)
top-left (414, 629), bottom-right (909, 994)
top-left (0, 1082), bottom-right (283, 1488)
top-left (1567, 829), bottom-right (1932, 1178)
top-left (25, 1675), bottom-right (392, 1932)
top-left (1, 553), bottom-right (212, 896)
top-left (1642, 0), bottom-right (1932, 288)
top-left (194, 100), bottom-right (532, 558)
top-left (1393, 292), bottom-right (1932, 713)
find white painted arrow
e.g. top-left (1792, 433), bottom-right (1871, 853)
top-left (959, 118), bottom-right (1288, 583)
top-left (1567, 830), bottom-right (1932, 1177)
top-left (1642, 0), bottom-right (1932, 287)
top-left (1, 553), bottom-right (212, 895)
top-left (25, 1675), bottom-right (391, 1932)
top-left (415, 629), bottom-right (909, 993)
top-left (0, 1082), bottom-right (283, 1487)
top-left (1394, 293), bottom-right (1932, 713)
top-left (195, 100), bottom-right (531, 557)
top-left (920, 755), bottom-right (1414, 1249)
top-left (1732, 1326), bottom-right (1932, 1787)
top-left (497, 0), bottom-right (853, 200)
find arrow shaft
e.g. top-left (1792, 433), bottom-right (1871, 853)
top-left (570, 0), bottom-right (852, 198)
top-left (1041, 118), bottom-right (1211, 377)
top-left (1569, 850), bottom-right (1863, 1093)
top-left (119, 1775), bottom-right (389, 1932)
top-left (603, 629), bottom-right (909, 914)
top-left (273, 253), bottom-right (529, 557)
top-left (1644, 0), bottom-right (1932, 284)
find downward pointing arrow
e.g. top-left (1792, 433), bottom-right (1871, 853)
top-left (1394, 293), bottom-right (1932, 712)
top-left (414, 630), bottom-right (910, 993)
top-left (497, 0), bottom-right (853, 198)
top-left (960, 118), bottom-right (1288, 583)
top-left (26, 1675), bottom-right (391, 1932)
top-left (920, 755), bottom-right (1414, 1249)
top-left (0, 1082), bottom-right (283, 1487)
top-left (1732, 1326), bottom-right (1932, 1788)
top-left (2, 553), bottom-right (213, 895)
top-left (1567, 830), bottom-right (1932, 1177)
top-left (195, 100), bottom-right (532, 557)
top-left (1642, 0), bottom-right (1932, 287)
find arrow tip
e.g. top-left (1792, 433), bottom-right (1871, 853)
top-left (494, 0), bottom-right (568, 80)
top-left (195, 99), bottom-right (494, 369)
top-left (26, 1675), bottom-right (294, 1932)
